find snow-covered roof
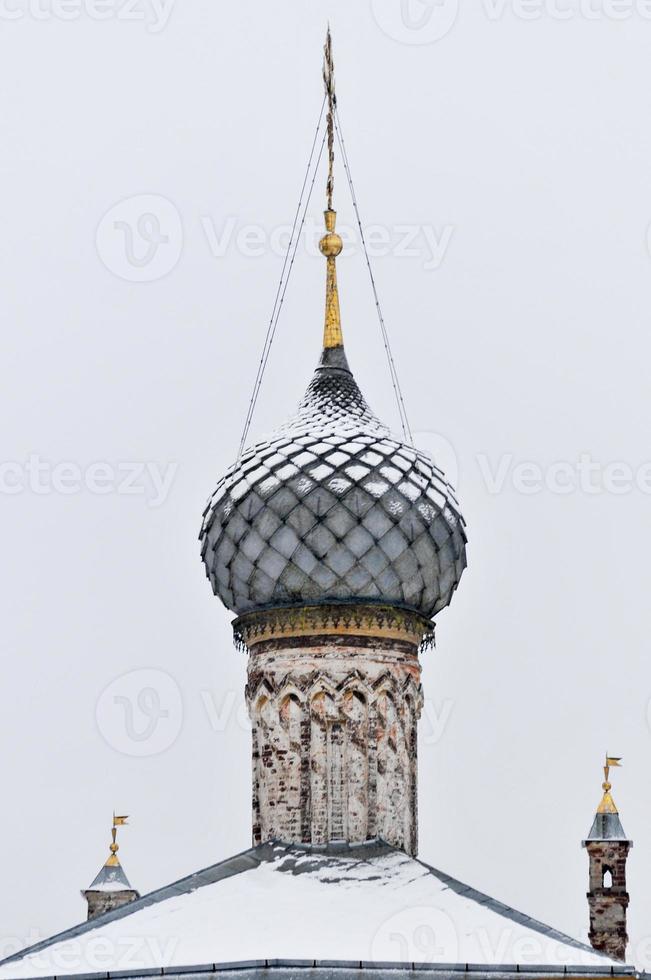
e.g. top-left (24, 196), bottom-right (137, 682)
top-left (0, 841), bottom-right (633, 980)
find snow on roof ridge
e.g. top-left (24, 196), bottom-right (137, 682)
top-left (0, 838), bottom-right (281, 970)
top-left (0, 840), bottom-right (634, 978)
top-left (410, 852), bottom-right (612, 963)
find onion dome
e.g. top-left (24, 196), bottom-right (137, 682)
top-left (200, 206), bottom-right (467, 620)
top-left (202, 45), bottom-right (465, 620)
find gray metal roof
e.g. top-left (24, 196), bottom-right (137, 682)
top-left (584, 812), bottom-right (630, 843)
top-left (200, 345), bottom-right (467, 619)
top-left (0, 962), bottom-right (636, 980)
top-left (86, 860), bottom-right (134, 892)
top-left (0, 841), bottom-right (636, 980)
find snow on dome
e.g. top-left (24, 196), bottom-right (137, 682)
top-left (200, 346), bottom-right (467, 619)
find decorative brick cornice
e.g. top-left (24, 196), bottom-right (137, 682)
top-left (232, 602), bottom-right (435, 654)
top-left (245, 666), bottom-right (424, 716)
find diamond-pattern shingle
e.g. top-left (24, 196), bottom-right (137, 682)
top-left (200, 345), bottom-right (467, 617)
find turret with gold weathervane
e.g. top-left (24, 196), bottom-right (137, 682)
top-left (82, 814), bottom-right (140, 921)
top-left (583, 756), bottom-right (632, 961)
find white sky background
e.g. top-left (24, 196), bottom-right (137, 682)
top-left (1, 0), bottom-right (651, 968)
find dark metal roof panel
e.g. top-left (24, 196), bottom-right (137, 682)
top-left (87, 862), bottom-right (133, 892)
top-left (584, 813), bottom-right (630, 842)
top-left (0, 961), bottom-right (636, 980)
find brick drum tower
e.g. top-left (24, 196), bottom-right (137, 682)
top-left (583, 756), bottom-right (632, 961)
top-left (199, 34), bottom-right (467, 857)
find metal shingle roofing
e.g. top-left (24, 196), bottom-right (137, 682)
top-left (200, 346), bottom-right (467, 619)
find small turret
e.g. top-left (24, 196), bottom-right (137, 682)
top-left (582, 756), bottom-right (631, 962)
top-left (82, 814), bottom-right (139, 920)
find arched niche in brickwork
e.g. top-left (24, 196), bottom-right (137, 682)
top-left (376, 687), bottom-right (405, 849)
top-left (277, 693), bottom-right (303, 839)
top-left (309, 687), bottom-right (337, 844)
top-left (342, 688), bottom-right (369, 842)
top-left (402, 690), bottom-right (417, 855)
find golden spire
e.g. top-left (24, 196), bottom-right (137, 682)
top-left (597, 755), bottom-right (622, 814)
top-left (105, 812), bottom-right (129, 867)
top-left (319, 26), bottom-right (344, 350)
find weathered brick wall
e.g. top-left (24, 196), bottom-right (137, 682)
top-left (246, 630), bottom-right (423, 855)
top-left (585, 840), bottom-right (630, 961)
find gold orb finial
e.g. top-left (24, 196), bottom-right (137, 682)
top-left (105, 812), bottom-right (129, 867)
top-left (319, 209), bottom-right (343, 258)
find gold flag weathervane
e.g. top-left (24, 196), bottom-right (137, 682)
top-left (319, 26), bottom-right (344, 351)
top-left (105, 812), bottom-right (130, 867)
top-left (597, 754), bottom-right (622, 815)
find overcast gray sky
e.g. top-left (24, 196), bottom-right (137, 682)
top-left (2, 0), bottom-right (651, 968)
